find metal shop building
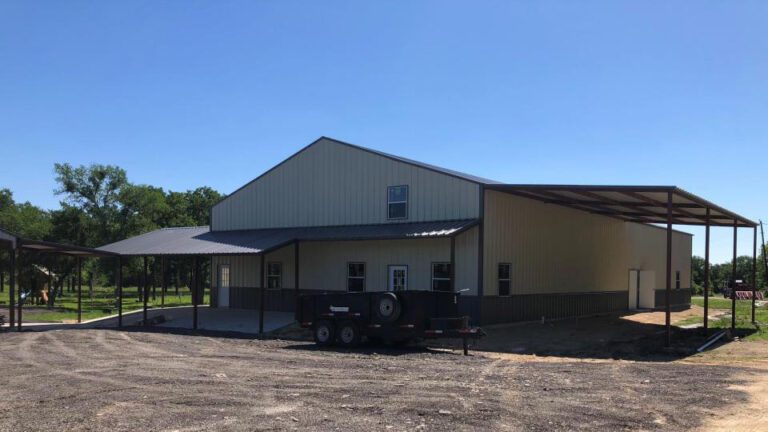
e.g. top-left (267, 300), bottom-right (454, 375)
top-left (95, 137), bottom-right (758, 338)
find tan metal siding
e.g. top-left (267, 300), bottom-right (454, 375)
top-left (483, 190), bottom-right (629, 296)
top-left (626, 223), bottom-right (692, 291)
top-left (299, 238), bottom-right (451, 292)
top-left (211, 244), bottom-right (296, 289)
top-left (454, 225), bottom-right (479, 294)
top-left (483, 190), bottom-right (692, 297)
top-left (211, 138), bottom-right (480, 230)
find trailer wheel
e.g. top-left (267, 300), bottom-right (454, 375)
top-left (374, 292), bottom-right (401, 323)
top-left (314, 320), bottom-right (336, 346)
top-left (337, 321), bottom-right (361, 347)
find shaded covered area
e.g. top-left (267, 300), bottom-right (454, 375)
top-left (0, 227), bottom-right (119, 331)
top-left (15, 306), bottom-right (295, 335)
top-left (95, 219), bottom-right (478, 334)
top-left (487, 184), bottom-right (760, 346)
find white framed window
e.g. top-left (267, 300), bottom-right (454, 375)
top-left (347, 262), bottom-right (366, 292)
top-left (432, 263), bottom-right (452, 292)
top-left (387, 185), bottom-right (408, 220)
top-left (267, 262), bottom-right (282, 289)
top-left (498, 263), bottom-right (511, 296)
top-left (675, 270), bottom-right (681, 290)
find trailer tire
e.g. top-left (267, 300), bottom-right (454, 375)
top-left (337, 321), bottom-right (361, 347)
top-left (374, 292), bottom-right (401, 323)
top-left (314, 320), bottom-right (336, 346)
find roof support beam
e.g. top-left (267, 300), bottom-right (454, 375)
top-left (620, 190), bottom-right (708, 224)
top-left (703, 208), bottom-right (710, 336)
top-left (569, 189), bottom-right (671, 224)
top-left (731, 221), bottom-right (738, 331)
top-left (665, 191), bottom-right (673, 348)
top-left (502, 189), bottom-right (640, 224)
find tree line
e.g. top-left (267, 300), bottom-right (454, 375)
top-left (0, 163), bottom-right (224, 293)
top-left (690, 254), bottom-right (766, 295)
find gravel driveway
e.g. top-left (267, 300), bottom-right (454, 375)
top-left (0, 329), bottom-right (753, 431)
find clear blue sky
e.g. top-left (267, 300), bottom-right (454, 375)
top-left (1, 1), bottom-right (766, 262)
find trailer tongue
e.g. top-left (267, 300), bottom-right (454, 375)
top-left (297, 291), bottom-right (485, 355)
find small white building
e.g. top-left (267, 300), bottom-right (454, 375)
top-left (100, 137), bottom-right (756, 325)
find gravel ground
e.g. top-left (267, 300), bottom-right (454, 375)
top-left (0, 329), bottom-right (754, 431)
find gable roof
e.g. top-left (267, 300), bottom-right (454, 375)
top-left (212, 136), bottom-right (500, 213)
top-left (209, 136), bottom-right (755, 228)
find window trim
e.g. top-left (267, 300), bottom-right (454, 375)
top-left (431, 262), bottom-right (452, 292)
top-left (347, 262), bottom-right (366, 292)
top-left (387, 264), bottom-right (409, 291)
top-left (266, 262), bottom-right (282, 290)
top-left (387, 185), bottom-right (409, 220)
top-left (218, 264), bottom-right (231, 289)
top-left (498, 263), bottom-right (511, 297)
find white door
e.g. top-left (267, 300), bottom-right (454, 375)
top-left (388, 266), bottom-right (408, 291)
top-left (218, 265), bottom-right (230, 308)
top-left (639, 270), bottom-right (656, 309)
top-left (628, 270), bottom-right (639, 310)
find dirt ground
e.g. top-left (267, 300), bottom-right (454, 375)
top-left (0, 328), bottom-right (764, 432)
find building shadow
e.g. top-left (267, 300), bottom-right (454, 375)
top-left (454, 312), bottom-right (757, 362)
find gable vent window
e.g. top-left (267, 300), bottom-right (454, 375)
top-left (387, 185), bottom-right (408, 220)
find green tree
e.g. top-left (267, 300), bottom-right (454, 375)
top-left (54, 163), bottom-right (127, 246)
top-left (117, 184), bottom-right (170, 238)
top-left (185, 187), bottom-right (223, 226)
top-left (0, 188), bottom-right (51, 240)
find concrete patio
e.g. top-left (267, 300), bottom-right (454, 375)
top-left (3, 306), bottom-right (296, 335)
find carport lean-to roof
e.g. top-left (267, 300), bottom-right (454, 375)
top-left (486, 184), bottom-right (758, 347)
top-left (92, 219), bottom-right (479, 335)
top-left (96, 219), bottom-right (479, 256)
top-left (486, 185), bottom-right (756, 227)
top-left (1, 228), bottom-right (119, 332)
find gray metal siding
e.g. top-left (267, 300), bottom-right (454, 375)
top-left (211, 138), bottom-right (480, 230)
top-left (654, 288), bottom-right (692, 309)
top-left (480, 291), bottom-right (628, 325)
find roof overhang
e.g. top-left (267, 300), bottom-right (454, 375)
top-left (0, 227), bottom-right (118, 257)
top-left (97, 219), bottom-right (480, 257)
top-left (485, 185), bottom-right (756, 228)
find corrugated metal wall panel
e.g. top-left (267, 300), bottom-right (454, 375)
top-left (482, 191), bottom-right (693, 301)
top-left (626, 223), bottom-right (692, 292)
top-left (483, 190), bottom-right (630, 296)
top-left (211, 138), bottom-right (480, 231)
top-left (300, 238), bottom-right (451, 292)
top-left (480, 291), bottom-right (628, 325)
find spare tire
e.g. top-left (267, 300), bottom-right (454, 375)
top-left (374, 292), bottom-right (401, 323)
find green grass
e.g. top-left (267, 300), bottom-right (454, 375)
top-left (684, 295), bottom-right (768, 341)
top-left (0, 283), bottom-right (209, 323)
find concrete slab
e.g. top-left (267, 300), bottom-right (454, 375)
top-left (3, 307), bottom-right (295, 335)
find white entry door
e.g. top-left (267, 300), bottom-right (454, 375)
top-left (218, 265), bottom-right (230, 308)
top-left (628, 270), bottom-right (639, 310)
top-left (388, 265), bottom-right (408, 291)
top-left (639, 270), bottom-right (656, 309)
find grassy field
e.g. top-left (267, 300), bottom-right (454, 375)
top-left (684, 295), bottom-right (768, 341)
top-left (0, 282), bottom-right (209, 323)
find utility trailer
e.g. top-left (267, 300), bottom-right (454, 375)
top-left (296, 291), bottom-right (484, 355)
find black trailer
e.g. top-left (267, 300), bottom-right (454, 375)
top-left (296, 291), bottom-right (484, 354)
